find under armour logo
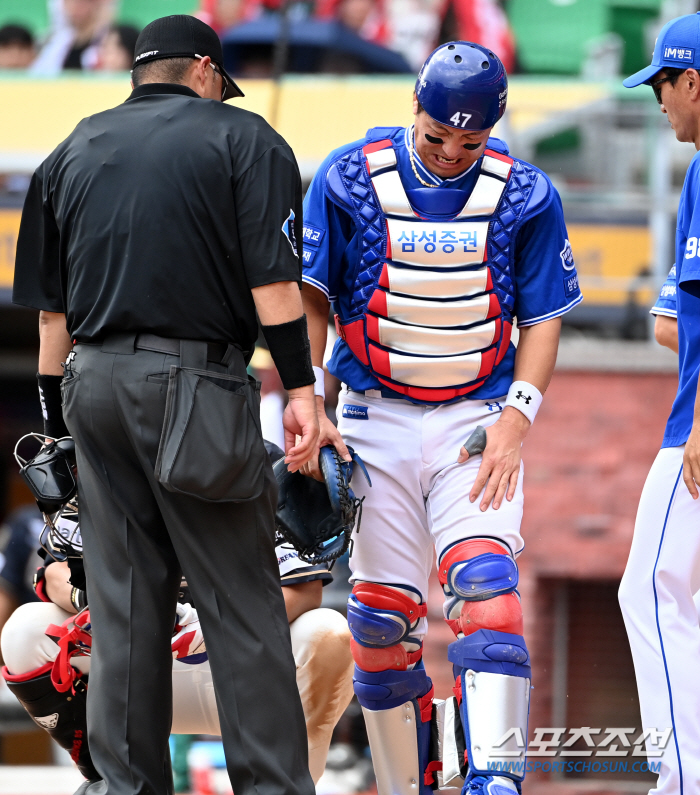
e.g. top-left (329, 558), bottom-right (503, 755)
top-left (516, 391), bottom-right (532, 404)
top-left (486, 401), bottom-right (503, 412)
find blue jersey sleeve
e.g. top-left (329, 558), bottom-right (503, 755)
top-left (513, 188), bottom-right (583, 326)
top-left (678, 156), bottom-right (700, 299)
top-left (651, 265), bottom-right (677, 317)
top-left (302, 145), bottom-right (359, 301)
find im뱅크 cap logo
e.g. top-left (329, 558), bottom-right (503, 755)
top-left (664, 46), bottom-right (694, 62)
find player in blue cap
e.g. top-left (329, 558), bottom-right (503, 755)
top-left (301, 42), bottom-right (582, 795)
top-left (621, 12), bottom-right (700, 795)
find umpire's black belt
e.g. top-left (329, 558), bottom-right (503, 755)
top-left (135, 333), bottom-right (228, 364)
top-left (90, 333), bottom-right (233, 365)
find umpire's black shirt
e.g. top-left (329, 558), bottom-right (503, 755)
top-left (13, 83), bottom-right (303, 354)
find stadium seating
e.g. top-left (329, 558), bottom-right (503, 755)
top-left (117, 0), bottom-right (198, 29)
top-left (0, 0), bottom-right (49, 37)
top-left (508, 0), bottom-right (662, 75)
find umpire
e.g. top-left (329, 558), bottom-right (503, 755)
top-left (12, 15), bottom-right (319, 795)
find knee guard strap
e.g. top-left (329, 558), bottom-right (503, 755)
top-left (348, 583), bottom-right (426, 648)
top-left (439, 540), bottom-right (518, 600)
top-left (448, 630), bottom-right (530, 783)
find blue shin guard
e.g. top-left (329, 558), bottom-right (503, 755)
top-left (447, 629), bottom-right (531, 787)
top-left (354, 662), bottom-right (435, 795)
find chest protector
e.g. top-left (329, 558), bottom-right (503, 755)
top-left (327, 130), bottom-right (550, 403)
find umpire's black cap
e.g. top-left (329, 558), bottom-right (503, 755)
top-left (133, 15), bottom-right (244, 101)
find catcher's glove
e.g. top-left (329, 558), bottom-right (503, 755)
top-left (274, 445), bottom-right (371, 565)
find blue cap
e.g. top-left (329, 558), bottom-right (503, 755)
top-left (416, 42), bottom-right (507, 131)
top-left (624, 12), bottom-right (700, 88)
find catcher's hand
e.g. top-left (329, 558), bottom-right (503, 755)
top-left (274, 445), bottom-right (371, 565)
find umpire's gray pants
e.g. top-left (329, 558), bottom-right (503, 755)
top-left (62, 337), bottom-right (314, 795)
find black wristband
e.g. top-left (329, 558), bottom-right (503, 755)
top-left (37, 373), bottom-right (69, 439)
top-left (261, 315), bottom-right (315, 391)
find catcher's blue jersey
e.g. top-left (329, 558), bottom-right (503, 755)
top-left (664, 152), bottom-right (700, 447)
top-left (302, 126), bottom-right (582, 401)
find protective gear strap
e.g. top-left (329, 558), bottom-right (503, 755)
top-left (261, 315), bottom-right (315, 391)
top-left (46, 611), bottom-right (92, 693)
top-left (37, 373), bottom-right (69, 439)
top-left (352, 583), bottom-right (427, 622)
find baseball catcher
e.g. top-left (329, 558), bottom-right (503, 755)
top-left (301, 41), bottom-right (582, 795)
top-left (1, 441), bottom-right (354, 785)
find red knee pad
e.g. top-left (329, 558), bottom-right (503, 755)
top-left (350, 639), bottom-right (413, 671)
top-left (457, 592), bottom-right (523, 637)
top-left (352, 582), bottom-right (427, 623)
top-left (438, 539), bottom-right (511, 586)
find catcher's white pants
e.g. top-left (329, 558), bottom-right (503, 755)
top-left (620, 445), bottom-right (700, 795)
top-left (337, 388), bottom-right (524, 633)
top-left (1, 603), bottom-right (353, 783)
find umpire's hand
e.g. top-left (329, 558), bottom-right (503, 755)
top-left (300, 397), bottom-right (351, 481)
top-left (284, 387), bottom-right (320, 472)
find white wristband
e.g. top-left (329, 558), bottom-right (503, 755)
top-left (313, 366), bottom-right (325, 399)
top-left (505, 381), bottom-right (542, 425)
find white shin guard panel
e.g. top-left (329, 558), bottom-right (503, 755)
top-left (463, 670), bottom-right (530, 773)
top-left (362, 703), bottom-right (421, 795)
top-left (435, 697), bottom-right (465, 790)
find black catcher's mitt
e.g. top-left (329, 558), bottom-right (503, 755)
top-left (273, 445), bottom-right (371, 565)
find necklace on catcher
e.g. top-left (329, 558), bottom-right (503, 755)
top-left (408, 128), bottom-right (439, 189)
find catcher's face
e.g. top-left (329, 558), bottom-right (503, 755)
top-left (412, 94), bottom-right (492, 179)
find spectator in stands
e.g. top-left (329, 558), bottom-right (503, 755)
top-left (31, 0), bottom-right (113, 74)
top-left (96, 23), bottom-right (139, 71)
top-left (315, 0), bottom-right (388, 44)
top-left (336, 0), bottom-right (387, 43)
top-left (197, 0), bottom-right (246, 32)
top-left (0, 25), bottom-right (36, 69)
top-left (436, 0), bottom-right (515, 73)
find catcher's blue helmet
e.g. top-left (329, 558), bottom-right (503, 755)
top-left (415, 42), bottom-right (508, 131)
